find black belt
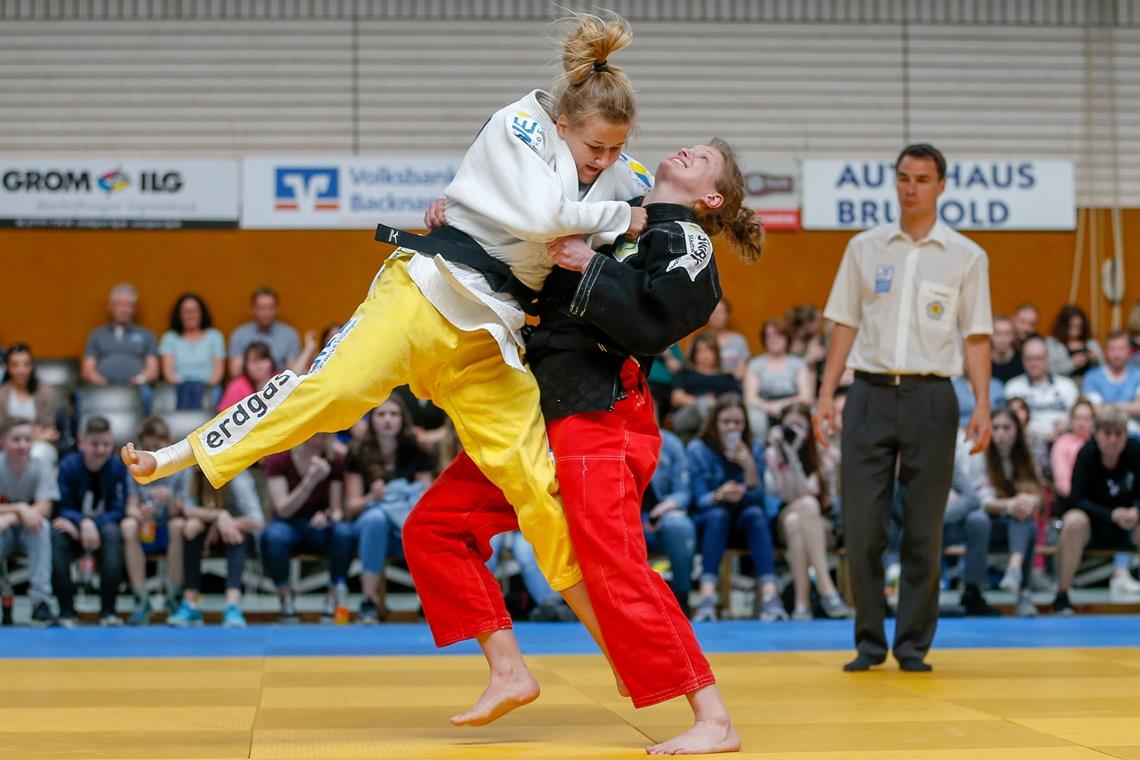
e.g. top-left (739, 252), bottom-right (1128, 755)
top-left (375, 222), bottom-right (541, 316)
top-left (854, 371), bottom-right (948, 387)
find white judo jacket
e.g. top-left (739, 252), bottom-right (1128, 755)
top-left (404, 89), bottom-right (653, 370)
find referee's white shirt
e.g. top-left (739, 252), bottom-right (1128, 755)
top-left (823, 221), bottom-right (993, 377)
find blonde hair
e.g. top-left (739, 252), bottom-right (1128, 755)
top-left (700, 138), bottom-right (765, 263)
top-left (553, 12), bottom-right (636, 127)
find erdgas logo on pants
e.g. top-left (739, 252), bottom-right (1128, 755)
top-left (199, 371), bottom-right (300, 454)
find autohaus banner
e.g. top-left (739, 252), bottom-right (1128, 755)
top-left (0, 159), bottom-right (239, 229)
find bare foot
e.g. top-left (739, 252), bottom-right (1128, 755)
top-left (646, 719), bottom-right (741, 755)
top-left (450, 667), bottom-right (540, 727)
top-left (120, 443), bottom-right (158, 484)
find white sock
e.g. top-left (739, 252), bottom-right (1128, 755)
top-left (148, 439), bottom-right (194, 482)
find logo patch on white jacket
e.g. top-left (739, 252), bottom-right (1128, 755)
top-left (666, 221), bottom-right (713, 282)
top-left (510, 111), bottom-right (545, 154)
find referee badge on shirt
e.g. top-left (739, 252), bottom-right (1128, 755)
top-left (926, 300), bottom-right (945, 321)
top-left (874, 265), bottom-right (894, 293)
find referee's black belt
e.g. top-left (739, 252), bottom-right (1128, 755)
top-left (854, 371), bottom-right (949, 387)
top-left (375, 222), bottom-right (541, 316)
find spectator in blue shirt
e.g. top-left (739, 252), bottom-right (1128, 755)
top-left (159, 293), bottom-right (226, 410)
top-left (643, 428), bottom-right (697, 615)
top-left (52, 416), bottom-right (127, 627)
top-left (1082, 331), bottom-right (1140, 429)
top-left (687, 395), bottom-right (783, 623)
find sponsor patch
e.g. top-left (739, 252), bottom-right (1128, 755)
top-left (875, 264), bottom-right (894, 293)
top-left (308, 317), bottom-right (359, 375)
top-left (620, 153), bottom-right (654, 191)
top-left (510, 111), bottom-right (545, 155)
top-left (665, 221), bottom-right (714, 282)
top-left (613, 239), bottom-right (639, 263)
top-left (198, 371), bottom-right (300, 455)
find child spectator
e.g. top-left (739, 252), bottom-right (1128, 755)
top-left (704, 299), bottom-right (750, 381)
top-left (643, 427), bottom-right (697, 615)
top-left (671, 334), bottom-right (741, 439)
top-left (52, 416), bottom-right (127, 627)
top-left (687, 395), bottom-right (784, 622)
top-left (159, 293), bottom-right (225, 410)
top-left (343, 397), bottom-right (435, 624)
top-left (765, 404), bottom-right (848, 620)
top-left (0, 418), bottom-right (59, 626)
top-left (262, 433), bottom-right (348, 623)
top-left (121, 417), bottom-right (187, 625)
top-left (0, 343), bottom-right (60, 464)
top-left (81, 283), bottom-right (159, 413)
top-left (743, 319), bottom-right (814, 438)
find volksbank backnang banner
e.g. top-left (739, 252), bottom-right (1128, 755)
top-left (242, 157), bottom-right (460, 229)
top-left (802, 159), bottom-right (1075, 231)
top-left (0, 159), bottom-right (239, 229)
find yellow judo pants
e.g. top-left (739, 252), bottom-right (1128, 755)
top-left (187, 255), bottom-right (583, 591)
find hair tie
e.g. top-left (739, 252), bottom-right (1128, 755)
top-left (592, 60), bottom-right (608, 73)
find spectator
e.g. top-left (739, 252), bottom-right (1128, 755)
top-left (1046, 305), bottom-right (1102, 379)
top-left (704, 299), bottom-right (750, 381)
top-left (487, 531), bottom-right (577, 622)
top-left (687, 395), bottom-right (784, 622)
top-left (952, 357), bottom-right (1005, 429)
top-left (786, 304), bottom-right (827, 368)
top-left (168, 469), bottom-right (263, 628)
top-left (765, 404), bottom-right (848, 620)
top-left (0, 343), bottom-right (60, 464)
top-left (1012, 302), bottom-right (1039, 348)
top-left (227, 287), bottom-right (302, 378)
top-left (261, 433), bottom-right (349, 623)
top-left (974, 407), bottom-right (1043, 617)
top-left (217, 342), bottom-right (277, 412)
top-left (943, 441), bottom-right (999, 616)
top-left (159, 293), bottom-right (225, 410)
top-left (646, 343), bottom-right (685, 420)
top-left (1082, 331), bottom-right (1140, 430)
top-left (1004, 336), bottom-right (1079, 444)
top-left (121, 417), bottom-right (186, 625)
top-left (1006, 396), bottom-right (1051, 478)
top-left (671, 334), bottom-right (742, 439)
top-left (1051, 399), bottom-right (1097, 505)
top-left (343, 397), bottom-right (435, 624)
top-left (81, 283), bottom-right (159, 413)
top-left (52, 416), bottom-right (127, 627)
top-left (743, 319), bottom-right (815, 438)
top-left (990, 315), bottom-right (1025, 385)
top-left (642, 427), bottom-right (697, 615)
top-left (1053, 406), bottom-right (1140, 612)
top-left (390, 385), bottom-right (453, 462)
top-left (0, 418), bottom-right (59, 626)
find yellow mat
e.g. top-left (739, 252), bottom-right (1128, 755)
top-left (1, 648), bottom-right (1139, 758)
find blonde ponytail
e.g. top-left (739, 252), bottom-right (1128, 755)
top-left (553, 11), bottom-right (636, 127)
top-left (701, 137), bottom-right (765, 262)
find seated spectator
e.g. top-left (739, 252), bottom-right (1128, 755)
top-left (0, 418), bottom-right (59, 626)
top-left (487, 531), bottom-right (577, 621)
top-left (786, 304), bottom-right (827, 368)
top-left (671, 334), bottom-right (742, 439)
top-left (642, 427), bottom-right (697, 616)
top-left (390, 385), bottom-right (453, 462)
top-left (765, 404), bottom-right (847, 620)
top-left (1004, 336), bottom-right (1079, 444)
top-left (687, 395), bottom-right (784, 622)
top-left (944, 439), bottom-right (998, 616)
top-left (1053, 407), bottom-right (1140, 612)
top-left (1082, 331), bottom-right (1140, 431)
top-left (262, 433), bottom-right (349, 623)
top-left (168, 469), bottom-right (264, 628)
top-left (647, 343), bottom-right (685, 420)
top-left (1051, 399), bottom-right (1096, 507)
top-left (121, 417), bottom-right (186, 625)
top-left (990, 315), bottom-right (1025, 385)
top-left (1006, 396), bottom-right (1050, 478)
top-left (974, 407), bottom-right (1043, 617)
top-left (1046, 304), bottom-right (1102, 379)
top-left (227, 287), bottom-right (302, 378)
top-left (704, 299), bottom-right (751, 381)
top-left (952, 361), bottom-right (1005, 429)
top-left (0, 343), bottom-right (60, 464)
top-left (743, 319), bottom-right (814, 438)
top-left (343, 397), bottom-right (435, 624)
top-left (52, 416), bottom-right (127, 627)
top-left (216, 341), bottom-right (277, 528)
top-left (81, 283), bottom-right (159, 413)
top-left (159, 293), bottom-right (225, 410)
top-left (1012, 302), bottom-right (1039, 348)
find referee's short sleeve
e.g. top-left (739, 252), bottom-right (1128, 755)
top-left (958, 251), bottom-right (993, 337)
top-left (823, 240), bottom-right (862, 328)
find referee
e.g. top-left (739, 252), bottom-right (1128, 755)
top-left (813, 144), bottom-right (994, 673)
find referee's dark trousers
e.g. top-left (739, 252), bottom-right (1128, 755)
top-left (840, 373), bottom-right (959, 662)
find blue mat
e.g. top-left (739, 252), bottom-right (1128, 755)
top-left (1, 616), bottom-right (1137, 660)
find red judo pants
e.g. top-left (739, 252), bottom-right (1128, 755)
top-left (404, 360), bottom-right (715, 708)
